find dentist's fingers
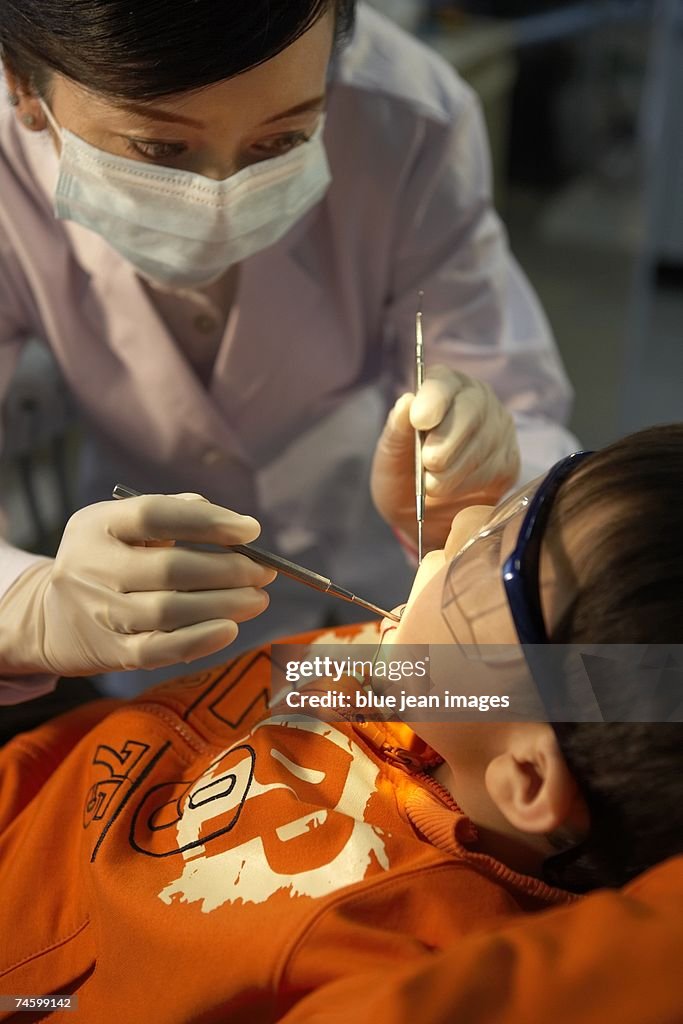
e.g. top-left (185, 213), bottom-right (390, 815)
top-left (410, 365), bottom-right (463, 432)
top-left (2, 494), bottom-right (276, 677)
top-left (116, 548), bottom-right (277, 594)
top-left (106, 587), bottom-right (271, 633)
top-left (121, 620), bottom-right (242, 670)
top-left (109, 493), bottom-right (263, 546)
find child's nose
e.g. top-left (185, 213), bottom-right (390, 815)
top-left (444, 506), bottom-right (494, 561)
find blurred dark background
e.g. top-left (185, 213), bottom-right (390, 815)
top-left (371, 0), bottom-right (682, 451)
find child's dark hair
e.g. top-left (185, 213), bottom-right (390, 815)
top-left (541, 424), bottom-right (683, 892)
top-left (0, 1), bottom-right (356, 101)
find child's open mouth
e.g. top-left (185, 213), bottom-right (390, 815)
top-left (380, 604), bottom-right (406, 638)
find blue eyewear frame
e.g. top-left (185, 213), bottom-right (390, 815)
top-left (502, 451), bottom-right (594, 646)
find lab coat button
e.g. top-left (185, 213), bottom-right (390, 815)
top-left (202, 448), bottom-right (224, 465)
top-left (194, 313), bottom-right (217, 334)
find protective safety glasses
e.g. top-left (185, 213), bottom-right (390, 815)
top-left (442, 452), bottom-right (593, 662)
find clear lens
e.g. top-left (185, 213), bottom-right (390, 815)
top-left (441, 477), bottom-right (544, 662)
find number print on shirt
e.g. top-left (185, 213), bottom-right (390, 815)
top-left (130, 744), bottom-right (256, 859)
top-left (150, 717), bottom-right (389, 911)
top-left (84, 740), bottom-right (150, 828)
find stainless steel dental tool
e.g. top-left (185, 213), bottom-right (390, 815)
top-left (112, 484), bottom-right (401, 623)
top-left (415, 292), bottom-right (426, 564)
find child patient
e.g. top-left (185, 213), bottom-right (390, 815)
top-left (372, 422), bottom-right (682, 891)
top-left (0, 424), bottom-right (680, 1023)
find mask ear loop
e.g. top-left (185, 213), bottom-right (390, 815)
top-left (38, 97), bottom-right (62, 141)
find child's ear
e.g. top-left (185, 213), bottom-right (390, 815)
top-left (484, 725), bottom-right (588, 836)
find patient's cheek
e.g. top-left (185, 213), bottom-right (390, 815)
top-left (393, 560), bottom-right (454, 646)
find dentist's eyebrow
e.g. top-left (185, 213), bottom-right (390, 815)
top-left (113, 95), bottom-right (326, 129)
top-left (261, 95), bottom-right (326, 124)
top-left (112, 102), bottom-right (204, 127)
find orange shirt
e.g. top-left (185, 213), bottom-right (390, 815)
top-left (1, 627), bottom-right (679, 1023)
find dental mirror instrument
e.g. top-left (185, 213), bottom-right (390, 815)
top-left (112, 484), bottom-right (401, 623)
top-left (415, 291), bottom-right (426, 564)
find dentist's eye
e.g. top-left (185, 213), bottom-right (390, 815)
top-left (125, 139), bottom-right (188, 162)
top-left (249, 131), bottom-right (311, 159)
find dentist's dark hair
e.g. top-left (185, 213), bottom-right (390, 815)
top-left (0, 1), bottom-right (355, 101)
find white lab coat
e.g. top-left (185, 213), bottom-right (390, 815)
top-left (0, 6), bottom-right (578, 695)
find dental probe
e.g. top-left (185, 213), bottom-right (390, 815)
top-left (415, 291), bottom-right (426, 564)
top-left (112, 484), bottom-right (401, 623)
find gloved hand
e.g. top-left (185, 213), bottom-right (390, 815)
top-left (0, 493), bottom-right (276, 677)
top-left (371, 367), bottom-right (520, 552)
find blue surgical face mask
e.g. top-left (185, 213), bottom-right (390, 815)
top-left (40, 100), bottom-right (332, 288)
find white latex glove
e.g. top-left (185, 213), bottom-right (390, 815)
top-left (0, 493), bottom-right (276, 677)
top-left (371, 367), bottom-right (520, 551)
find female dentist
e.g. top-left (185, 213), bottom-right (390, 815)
top-left (0, 0), bottom-right (577, 697)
